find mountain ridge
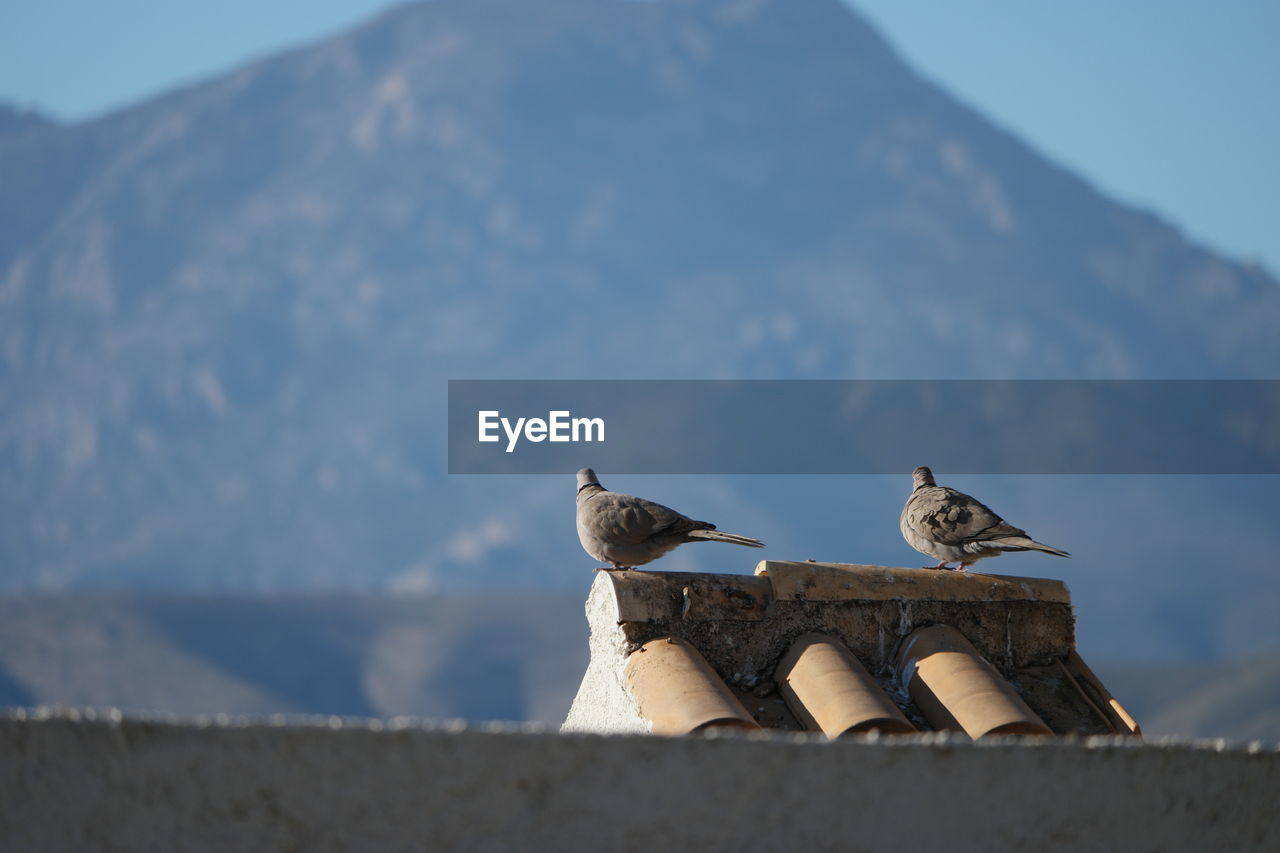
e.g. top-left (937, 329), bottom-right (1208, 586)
top-left (1, 0), bottom-right (1277, 662)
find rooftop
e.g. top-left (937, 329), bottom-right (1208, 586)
top-left (563, 561), bottom-right (1139, 739)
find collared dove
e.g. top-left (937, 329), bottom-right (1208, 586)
top-left (575, 468), bottom-right (764, 570)
top-left (900, 466), bottom-right (1070, 571)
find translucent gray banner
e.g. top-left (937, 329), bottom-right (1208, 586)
top-left (447, 380), bottom-right (1280, 474)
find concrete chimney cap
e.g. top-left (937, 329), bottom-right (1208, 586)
top-left (562, 563), bottom-right (1138, 740)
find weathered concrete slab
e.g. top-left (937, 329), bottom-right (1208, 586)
top-left (3, 710), bottom-right (1277, 852)
top-left (605, 570), bottom-right (772, 623)
top-left (757, 561), bottom-right (1071, 604)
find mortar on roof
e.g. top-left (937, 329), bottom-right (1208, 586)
top-left (563, 561), bottom-right (1130, 739)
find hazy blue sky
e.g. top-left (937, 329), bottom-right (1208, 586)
top-left (2, 0), bottom-right (1277, 272)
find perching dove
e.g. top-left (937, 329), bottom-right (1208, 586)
top-left (575, 468), bottom-right (764, 570)
top-left (900, 466), bottom-right (1070, 571)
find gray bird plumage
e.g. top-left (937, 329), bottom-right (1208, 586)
top-left (575, 468), bottom-right (764, 570)
top-left (900, 466), bottom-right (1070, 571)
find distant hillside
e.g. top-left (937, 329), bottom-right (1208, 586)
top-left (1095, 657), bottom-right (1280, 744)
top-left (0, 593), bottom-right (588, 724)
top-left (0, 104), bottom-right (58, 139)
top-left (1, 593), bottom-right (1275, 742)
top-left (1, 0), bottom-right (1278, 661)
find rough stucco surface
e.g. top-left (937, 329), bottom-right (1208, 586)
top-left (561, 575), bottom-right (650, 735)
top-left (3, 710), bottom-right (1279, 852)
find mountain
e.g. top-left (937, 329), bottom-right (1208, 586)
top-left (0, 104), bottom-right (58, 139)
top-left (1093, 657), bottom-right (1280, 744)
top-left (0, 593), bottom-right (587, 724)
top-left (1, 0), bottom-right (1278, 660)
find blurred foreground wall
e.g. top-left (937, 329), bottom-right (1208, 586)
top-left (2, 710), bottom-right (1277, 851)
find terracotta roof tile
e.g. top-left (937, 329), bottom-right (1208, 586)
top-left (563, 562), bottom-right (1140, 739)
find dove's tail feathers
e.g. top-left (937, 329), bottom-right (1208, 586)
top-left (686, 529), bottom-right (765, 548)
top-left (993, 536), bottom-right (1070, 558)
